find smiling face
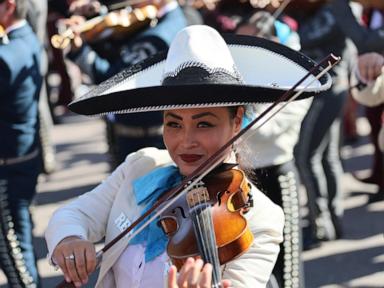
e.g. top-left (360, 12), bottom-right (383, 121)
top-left (163, 107), bottom-right (244, 176)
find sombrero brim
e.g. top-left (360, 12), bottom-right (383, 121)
top-left (68, 34), bottom-right (332, 116)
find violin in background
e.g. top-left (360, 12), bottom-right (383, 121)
top-left (51, 4), bottom-right (158, 50)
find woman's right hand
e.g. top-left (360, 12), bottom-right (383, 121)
top-left (52, 236), bottom-right (96, 287)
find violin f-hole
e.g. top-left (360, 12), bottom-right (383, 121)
top-left (158, 216), bottom-right (179, 236)
top-left (216, 190), bottom-right (225, 205)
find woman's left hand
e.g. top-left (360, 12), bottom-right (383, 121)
top-left (168, 257), bottom-right (231, 288)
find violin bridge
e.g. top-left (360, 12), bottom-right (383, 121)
top-left (186, 186), bottom-right (210, 207)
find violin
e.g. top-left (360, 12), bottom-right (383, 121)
top-left (51, 4), bottom-right (158, 50)
top-left (158, 168), bottom-right (253, 274)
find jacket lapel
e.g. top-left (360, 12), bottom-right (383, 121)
top-left (96, 232), bottom-right (131, 286)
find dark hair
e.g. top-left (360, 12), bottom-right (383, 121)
top-left (227, 106), bottom-right (242, 119)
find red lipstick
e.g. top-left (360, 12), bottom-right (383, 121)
top-left (179, 154), bottom-right (203, 163)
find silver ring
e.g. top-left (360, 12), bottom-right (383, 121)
top-left (64, 254), bottom-right (75, 261)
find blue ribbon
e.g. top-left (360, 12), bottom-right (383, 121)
top-left (131, 165), bottom-right (182, 262)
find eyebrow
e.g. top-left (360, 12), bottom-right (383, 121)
top-left (164, 112), bottom-right (219, 120)
top-left (192, 112), bottom-right (219, 119)
top-left (164, 112), bottom-right (182, 120)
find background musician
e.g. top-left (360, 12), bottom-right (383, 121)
top-left (290, 0), bottom-right (358, 250)
top-left (352, 52), bottom-right (384, 184)
top-left (0, 0), bottom-right (43, 286)
top-left (57, 0), bottom-right (187, 169)
top-left (329, 0), bottom-right (384, 203)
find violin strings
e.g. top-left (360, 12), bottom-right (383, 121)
top-left (201, 193), bottom-right (219, 285)
top-left (191, 185), bottom-right (207, 262)
top-left (191, 184), bottom-right (222, 287)
top-left (205, 206), bottom-right (222, 288)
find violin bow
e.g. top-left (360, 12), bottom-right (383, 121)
top-left (55, 53), bottom-right (340, 288)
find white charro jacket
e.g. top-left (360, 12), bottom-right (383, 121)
top-left (241, 99), bottom-right (312, 169)
top-left (45, 147), bottom-right (284, 287)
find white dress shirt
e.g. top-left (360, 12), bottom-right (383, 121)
top-left (114, 244), bottom-right (170, 288)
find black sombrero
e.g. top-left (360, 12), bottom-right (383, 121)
top-left (68, 25), bottom-right (332, 116)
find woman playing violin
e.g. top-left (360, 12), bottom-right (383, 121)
top-left (45, 25), bottom-right (332, 287)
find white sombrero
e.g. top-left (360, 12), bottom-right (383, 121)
top-left (68, 25), bottom-right (332, 116)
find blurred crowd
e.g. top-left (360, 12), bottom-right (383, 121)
top-left (0, 0), bottom-right (383, 287)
